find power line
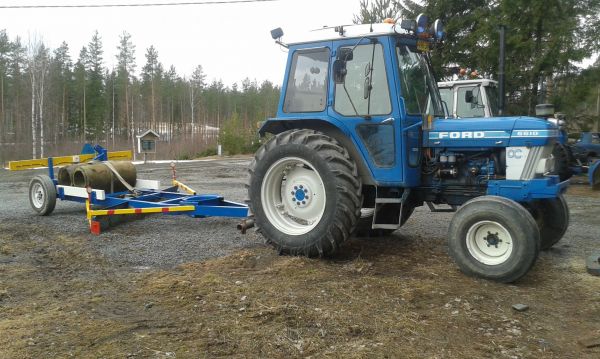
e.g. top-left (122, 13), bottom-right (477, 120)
top-left (0, 0), bottom-right (278, 9)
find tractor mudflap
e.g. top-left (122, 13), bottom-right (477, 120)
top-left (588, 160), bottom-right (600, 190)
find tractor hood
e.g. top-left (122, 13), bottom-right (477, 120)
top-left (424, 116), bottom-right (559, 148)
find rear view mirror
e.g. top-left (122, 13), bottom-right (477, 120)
top-left (337, 47), bottom-right (353, 61)
top-left (270, 27), bottom-right (284, 40)
top-left (333, 60), bottom-right (347, 84)
top-left (333, 47), bottom-right (354, 84)
top-left (465, 90), bottom-right (474, 103)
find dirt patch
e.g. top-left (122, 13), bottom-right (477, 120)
top-left (1, 221), bottom-right (599, 358)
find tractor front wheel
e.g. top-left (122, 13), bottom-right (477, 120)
top-left (248, 129), bottom-right (362, 256)
top-left (448, 196), bottom-right (540, 283)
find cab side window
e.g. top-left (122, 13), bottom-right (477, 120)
top-left (283, 48), bottom-right (330, 113)
top-left (456, 86), bottom-right (485, 118)
top-left (334, 43), bottom-right (391, 116)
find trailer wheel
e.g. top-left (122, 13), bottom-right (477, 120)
top-left (248, 129), bottom-right (361, 257)
top-left (448, 196), bottom-right (540, 283)
top-left (29, 175), bottom-right (57, 216)
top-left (526, 194), bottom-right (569, 250)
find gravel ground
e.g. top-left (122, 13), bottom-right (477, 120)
top-left (0, 158), bottom-right (264, 269)
top-left (1, 159), bottom-right (599, 269)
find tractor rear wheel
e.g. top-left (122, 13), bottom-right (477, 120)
top-left (29, 175), bottom-right (57, 216)
top-left (525, 194), bottom-right (569, 250)
top-left (448, 196), bottom-right (540, 283)
top-left (248, 129), bottom-right (362, 257)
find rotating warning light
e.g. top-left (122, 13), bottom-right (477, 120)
top-left (416, 13), bottom-right (428, 35)
top-left (431, 19), bottom-right (445, 41)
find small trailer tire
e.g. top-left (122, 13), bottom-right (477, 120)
top-left (448, 195), bottom-right (540, 283)
top-left (29, 175), bottom-right (57, 216)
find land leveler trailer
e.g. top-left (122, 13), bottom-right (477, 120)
top-left (9, 145), bottom-right (249, 234)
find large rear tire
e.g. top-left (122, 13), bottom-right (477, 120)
top-left (248, 129), bottom-right (362, 256)
top-left (525, 194), bottom-right (569, 250)
top-left (448, 196), bottom-right (540, 283)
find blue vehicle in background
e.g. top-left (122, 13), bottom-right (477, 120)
top-left (248, 16), bottom-right (569, 283)
top-left (573, 132), bottom-right (600, 164)
top-left (572, 132), bottom-right (600, 188)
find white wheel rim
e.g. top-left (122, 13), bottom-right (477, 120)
top-left (31, 182), bottom-right (45, 209)
top-left (261, 157), bottom-right (326, 236)
top-left (466, 220), bottom-right (513, 265)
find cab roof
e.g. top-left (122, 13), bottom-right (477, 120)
top-left (286, 23), bottom-right (411, 46)
top-left (438, 79), bottom-right (498, 88)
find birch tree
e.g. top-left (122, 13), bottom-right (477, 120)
top-left (27, 35), bottom-right (47, 158)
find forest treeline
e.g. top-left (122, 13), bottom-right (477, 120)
top-left (3, 0), bottom-right (600, 164)
top-left (0, 30), bottom-right (280, 164)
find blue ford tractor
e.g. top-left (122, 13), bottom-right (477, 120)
top-left (248, 16), bottom-right (569, 283)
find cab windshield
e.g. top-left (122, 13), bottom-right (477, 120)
top-left (396, 45), bottom-right (444, 118)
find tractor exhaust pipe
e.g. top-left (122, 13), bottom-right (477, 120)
top-left (237, 218), bottom-right (255, 234)
top-left (498, 24), bottom-right (506, 116)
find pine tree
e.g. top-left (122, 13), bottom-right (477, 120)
top-left (116, 31), bottom-right (136, 152)
top-left (142, 45), bottom-right (162, 130)
top-left (85, 31), bottom-right (105, 139)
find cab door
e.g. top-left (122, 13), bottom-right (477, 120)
top-left (328, 36), bottom-right (404, 185)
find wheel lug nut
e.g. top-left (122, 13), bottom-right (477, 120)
top-left (297, 202), bottom-right (301, 205)
top-left (303, 189), bottom-right (308, 193)
top-left (302, 201), bottom-right (306, 205)
top-left (294, 186), bottom-right (298, 190)
top-left (291, 191), bottom-right (295, 195)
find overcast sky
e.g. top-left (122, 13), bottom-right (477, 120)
top-left (0, 0), bottom-right (361, 86)
top-left (1, 0), bottom-right (596, 87)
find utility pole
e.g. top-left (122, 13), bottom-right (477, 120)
top-left (498, 25), bottom-right (506, 116)
top-left (594, 86), bottom-right (600, 132)
top-left (112, 67), bottom-right (115, 148)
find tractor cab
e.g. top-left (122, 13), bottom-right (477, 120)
top-left (261, 16), bottom-right (446, 188)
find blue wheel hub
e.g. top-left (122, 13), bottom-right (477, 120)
top-left (290, 184), bottom-right (310, 207)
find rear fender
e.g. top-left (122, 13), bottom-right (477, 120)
top-left (259, 119), bottom-right (376, 185)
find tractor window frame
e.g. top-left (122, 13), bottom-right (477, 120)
top-left (333, 42), bottom-right (392, 117)
top-left (282, 47), bottom-right (331, 113)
